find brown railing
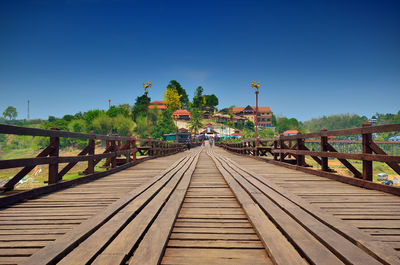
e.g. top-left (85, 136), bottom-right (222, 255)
top-left (217, 122), bottom-right (400, 194)
top-left (0, 124), bottom-right (188, 193)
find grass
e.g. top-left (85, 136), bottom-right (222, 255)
top-left (305, 157), bottom-right (399, 186)
top-left (0, 146), bottom-right (109, 190)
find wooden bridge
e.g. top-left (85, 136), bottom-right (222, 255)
top-left (0, 123), bottom-right (400, 264)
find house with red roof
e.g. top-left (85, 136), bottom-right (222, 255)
top-left (281, 130), bottom-right (300, 136)
top-left (149, 101), bottom-right (167, 111)
top-left (231, 105), bottom-right (273, 127)
top-left (231, 129), bottom-right (244, 138)
top-left (173, 109), bottom-right (191, 120)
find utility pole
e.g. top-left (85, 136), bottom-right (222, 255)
top-left (27, 100), bottom-right (30, 120)
top-left (143, 81), bottom-right (152, 138)
top-left (251, 81), bottom-right (260, 153)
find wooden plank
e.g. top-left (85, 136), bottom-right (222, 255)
top-left (216, 148), bottom-right (400, 265)
top-left (166, 239), bottom-right (264, 248)
top-left (169, 232), bottom-right (259, 240)
top-left (209, 150), bottom-right (308, 265)
top-left (123, 150), bottom-right (200, 265)
top-left (161, 256), bottom-right (271, 265)
top-left (71, 150), bottom-right (199, 265)
top-left (20, 154), bottom-right (190, 265)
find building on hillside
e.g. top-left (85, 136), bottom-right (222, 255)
top-left (281, 130), bottom-right (299, 136)
top-left (232, 116), bottom-right (246, 126)
top-left (213, 114), bottom-right (229, 123)
top-left (231, 105), bottom-right (273, 127)
top-left (202, 110), bottom-right (212, 119)
top-left (149, 101), bottom-right (167, 111)
top-left (164, 128), bottom-right (191, 143)
top-left (369, 118), bottom-right (377, 126)
top-left (231, 129), bottom-right (244, 138)
top-left (173, 109), bottom-right (191, 120)
top-left (200, 124), bottom-right (218, 138)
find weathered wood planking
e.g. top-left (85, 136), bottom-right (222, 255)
top-left (215, 146), bottom-right (400, 264)
top-left (0, 151), bottom-right (187, 265)
top-left (159, 151), bottom-right (274, 265)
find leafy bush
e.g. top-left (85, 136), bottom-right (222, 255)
top-left (92, 114), bottom-right (113, 135)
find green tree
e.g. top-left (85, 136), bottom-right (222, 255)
top-left (276, 117), bottom-right (301, 133)
top-left (68, 119), bottom-right (87, 133)
top-left (113, 114), bottom-right (135, 136)
top-left (259, 129), bottom-right (275, 139)
top-left (271, 114), bottom-right (277, 126)
top-left (134, 115), bottom-right (148, 139)
top-left (192, 86), bottom-right (204, 109)
top-left (167, 80), bottom-right (189, 109)
top-left (3, 106), bottom-right (17, 120)
top-left (245, 120), bottom-right (255, 131)
top-left (48, 116), bottom-right (57, 122)
top-left (83, 110), bottom-right (104, 124)
top-left (150, 110), bottom-right (176, 140)
top-left (132, 94), bottom-right (150, 122)
top-left (92, 113), bottom-right (113, 135)
top-left (62, 114), bottom-right (75, 122)
top-left (302, 113), bottom-right (367, 132)
top-left (204, 94), bottom-right (219, 111)
top-left (189, 108), bottom-right (203, 134)
top-left (107, 105), bottom-right (130, 118)
top-left (74, 112), bottom-right (84, 120)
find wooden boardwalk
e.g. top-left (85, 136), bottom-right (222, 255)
top-left (0, 145), bottom-right (399, 264)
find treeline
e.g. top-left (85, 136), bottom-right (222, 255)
top-left (0, 80), bottom-right (219, 150)
top-left (302, 114), bottom-right (368, 132)
top-left (302, 111), bottom-right (400, 132)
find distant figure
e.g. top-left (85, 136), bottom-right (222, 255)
top-left (202, 138), bottom-right (205, 146)
top-left (186, 138), bottom-right (191, 150)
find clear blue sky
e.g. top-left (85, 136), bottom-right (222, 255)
top-left (1, 0), bottom-right (399, 121)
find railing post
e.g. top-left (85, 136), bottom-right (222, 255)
top-left (321, 128), bottom-right (329, 172)
top-left (125, 134), bottom-right (131, 163)
top-left (279, 139), bottom-right (285, 162)
top-left (48, 126), bottom-right (60, 184)
top-left (87, 132), bottom-right (95, 174)
top-left (132, 136), bottom-right (137, 162)
top-left (255, 138), bottom-right (259, 156)
top-left (296, 133), bottom-right (305, 166)
top-left (110, 136), bottom-right (117, 168)
top-left (362, 121), bottom-right (373, 181)
top-left (273, 137), bottom-right (278, 161)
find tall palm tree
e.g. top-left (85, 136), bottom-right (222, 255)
top-left (189, 108), bottom-right (203, 134)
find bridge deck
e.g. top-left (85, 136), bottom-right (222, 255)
top-left (0, 145), bottom-right (399, 264)
top-left (0, 152), bottom-right (187, 265)
top-left (216, 148), bottom-right (400, 255)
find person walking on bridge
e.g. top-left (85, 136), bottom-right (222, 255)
top-left (186, 138), bottom-right (191, 150)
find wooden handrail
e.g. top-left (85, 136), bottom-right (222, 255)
top-left (216, 122), bottom-right (400, 191)
top-left (0, 124), bottom-right (190, 192)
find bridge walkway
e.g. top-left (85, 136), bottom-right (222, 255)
top-left (215, 147), bottom-right (400, 257)
top-left (0, 145), bottom-right (399, 264)
top-left (0, 152), bottom-right (187, 265)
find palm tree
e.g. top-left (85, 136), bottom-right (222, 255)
top-left (189, 108), bottom-right (203, 134)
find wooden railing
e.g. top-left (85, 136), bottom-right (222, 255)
top-left (217, 122), bottom-right (400, 194)
top-left (0, 124), bottom-right (188, 193)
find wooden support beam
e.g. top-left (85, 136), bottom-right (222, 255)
top-left (362, 122), bottom-right (373, 181)
top-left (87, 136), bottom-right (95, 174)
top-left (296, 133), bottom-right (305, 166)
top-left (48, 127), bottom-right (60, 184)
top-left (321, 128), bottom-right (329, 172)
top-left (1, 145), bottom-right (55, 191)
top-left (57, 145), bottom-right (91, 180)
top-left (369, 141), bottom-right (400, 175)
top-left (326, 143), bottom-right (362, 178)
